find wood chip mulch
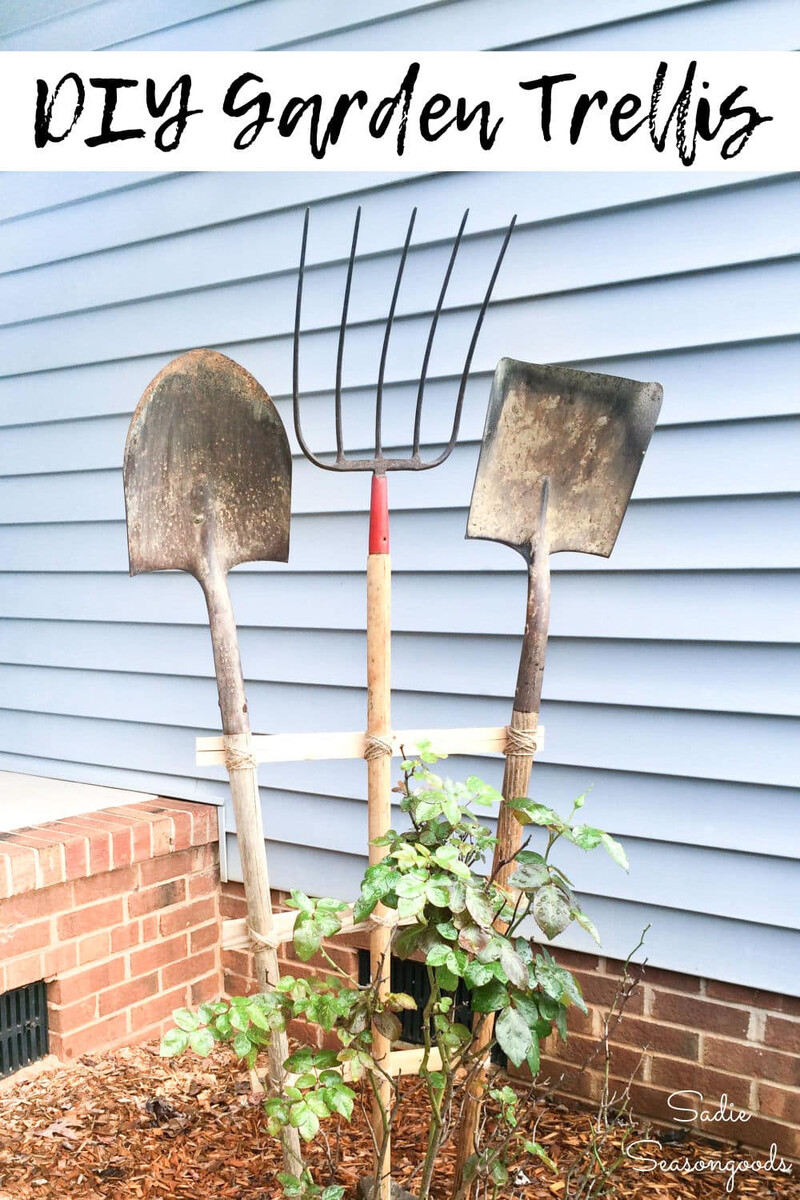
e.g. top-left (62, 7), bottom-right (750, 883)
top-left (0, 1042), bottom-right (796, 1199)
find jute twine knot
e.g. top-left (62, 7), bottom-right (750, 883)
top-left (369, 909), bottom-right (400, 931)
top-left (505, 726), bottom-right (538, 757)
top-left (364, 734), bottom-right (393, 761)
top-left (249, 926), bottom-right (282, 953)
top-left (223, 744), bottom-right (257, 771)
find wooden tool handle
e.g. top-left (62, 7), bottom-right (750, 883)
top-left (453, 548), bottom-right (551, 1199)
top-left (367, 475), bottom-right (393, 1200)
top-left (203, 561), bottom-right (302, 1176)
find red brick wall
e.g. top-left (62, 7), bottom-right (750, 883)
top-left (220, 881), bottom-right (800, 1158)
top-left (0, 799), bottom-right (222, 1061)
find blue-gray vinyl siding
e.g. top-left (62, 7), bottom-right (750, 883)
top-left (0, 1), bottom-right (798, 994)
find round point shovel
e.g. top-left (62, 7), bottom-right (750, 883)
top-left (453, 357), bottom-right (663, 1196)
top-left (123, 347), bottom-right (302, 1173)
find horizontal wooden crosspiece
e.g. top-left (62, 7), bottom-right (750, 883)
top-left (196, 725), bottom-right (544, 767)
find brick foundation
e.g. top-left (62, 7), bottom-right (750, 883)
top-left (221, 881), bottom-right (800, 1159)
top-left (0, 799), bottom-right (221, 1061)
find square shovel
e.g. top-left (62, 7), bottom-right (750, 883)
top-left (453, 356), bottom-right (662, 1194)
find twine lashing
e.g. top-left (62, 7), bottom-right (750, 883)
top-left (505, 726), bottom-right (538, 757)
top-left (224, 744), bottom-right (257, 771)
top-left (364, 734), bottom-right (393, 761)
top-left (249, 925), bottom-right (282, 953)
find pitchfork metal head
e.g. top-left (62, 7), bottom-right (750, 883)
top-left (292, 206), bottom-right (516, 473)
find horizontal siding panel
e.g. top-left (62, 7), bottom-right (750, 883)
top-left (0, 0), bottom-right (428, 50)
top-left (226, 837), bottom-right (800, 995)
top-left (5, 175), bottom-right (797, 326)
top-left (2, 500), bottom-right (798, 573)
top-left (100, 0), bottom-right (793, 51)
top-left (241, 788), bottom-right (799, 929)
top-left (4, 417), bottom-right (798, 506)
top-left (3, 336), bottom-right (799, 432)
top-left (2, 570), bottom-right (798, 645)
top-left (0, 171), bottom-right (420, 275)
top-left (2, 621), bottom-right (798, 718)
top-left (104, 0), bottom-right (708, 50)
top-left (0, 173), bottom-right (169, 224)
top-left (2, 664), bottom-right (797, 788)
top-left (3, 253), bottom-right (800, 378)
top-left (513, 0), bottom-right (800, 50)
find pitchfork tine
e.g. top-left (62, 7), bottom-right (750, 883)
top-left (429, 213), bottom-right (517, 468)
top-left (412, 208), bottom-right (469, 458)
top-left (292, 208), bottom-right (323, 468)
top-left (293, 207), bottom-right (515, 472)
top-left (375, 207), bottom-right (417, 461)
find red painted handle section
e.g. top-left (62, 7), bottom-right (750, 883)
top-left (369, 474), bottom-right (389, 555)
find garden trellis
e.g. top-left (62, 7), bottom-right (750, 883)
top-left (124, 206), bottom-right (660, 1200)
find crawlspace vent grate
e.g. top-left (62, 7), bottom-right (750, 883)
top-left (357, 950), bottom-right (505, 1065)
top-left (0, 980), bottom-right (49, 1077)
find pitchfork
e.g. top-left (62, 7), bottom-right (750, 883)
top-left (293, 206), bottom-right (515, 1199)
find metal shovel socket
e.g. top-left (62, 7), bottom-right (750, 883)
top-left (123, 347), bottom-right (301, 1173)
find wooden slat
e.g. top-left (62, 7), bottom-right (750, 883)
top-left (197, 726), bottom-right (542, 766)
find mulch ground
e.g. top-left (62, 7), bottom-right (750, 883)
top-left (0, 1042), bottom-right (796, 1199)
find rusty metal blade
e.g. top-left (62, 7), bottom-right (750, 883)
top-left (123, 348), bottom-right (290, 578)
top-left (467, 358), bottom-right (663, 560)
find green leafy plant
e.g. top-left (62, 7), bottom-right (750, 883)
top-left (161, 743), bottom-right (630, 1200)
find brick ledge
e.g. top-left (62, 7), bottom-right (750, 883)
top-left (0, 798), bottom-right (218, 901)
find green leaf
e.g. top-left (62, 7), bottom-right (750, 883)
top-left (465, 887), bottom-right (497, 930)
top-left (470, 978), bottom-right (510, 1013)
top-left (172, 1007), bottom-right (199, 1032)
top-left (490, 1159), bottom-right (509, 1187)
top-left (436, 964), bottom-right (459, 992)
top-left (305, 1092), bottom-right (331, 1119)
top-left (436, 920), bottom-right (458, 941)
top-left (395, 872), bottom-right (428, 898)
top-left (526, 1033), bottom-right (541, 1076)
top-left (499, 942), bottom-right (529, 988)
top-left (321, 1188), bottom-right (346, 1200)
top-left (232, 1031), bottom-right (253, 1059)
top-left (393, 923), bottom-right (423, 959)
top-left (495, 1006), bottom-right (532, 1068)
top-left (507, 799), bottom-right (561, 827)
top-left (188, 1027), bottom-right (216, 1057)
top-left (277, 1173), bottom-right (304, 1195)
top-left (516, 850), bottom-right (547, 866)
top-left (509, 991), bottom-right (539, 1029)
top-left (569, 824), bottom-right (603, 850)
top-left (600, 832), bottom-right (630, 872)
top-left (525, 1140), bottom-right (557, 1172)
top-left (426, 881), bottom-right (450, 907)
top-left (573, 908), bottom-right (601, 946)
top-left (286, 889), bottom-right (314, 913)
top-left (160, 1028), bottom-right (189, 1057)
top-left (324, 1085), bottom-right (355, 1120)
top-left (285, 1047), bottom-right (316, 1073)
top-left (532, 884), bottom-right (571, 939)
top-left (293, 916), bottom-right (323, 962)
top-left (508, 862), bottom-right (549, 890)
top-left (425, 943), bottom-right (451, 967)
top-left (464, 960), bottom-right (493, 989)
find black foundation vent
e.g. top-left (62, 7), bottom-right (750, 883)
top-left (0, 980), bottom-right (49, 1077)
top-left (357, 950), bottom-right (504, 1065)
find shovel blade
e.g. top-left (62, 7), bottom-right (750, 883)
top-left (123, 349), bottom-right (290, 578)
top-left (467, 358), bottom-right (662, 560)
